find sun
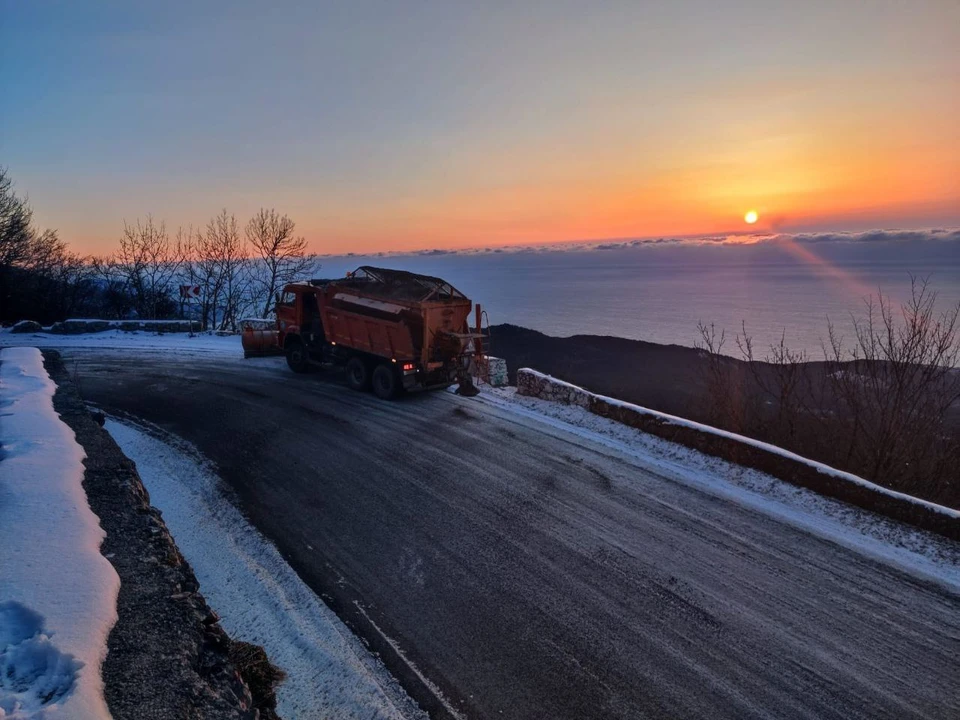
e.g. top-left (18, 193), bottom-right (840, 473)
top-left (744, 210), bottom-right (759, 224)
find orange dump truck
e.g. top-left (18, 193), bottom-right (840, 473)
top-left (248, 266), bottom-right (484, 399)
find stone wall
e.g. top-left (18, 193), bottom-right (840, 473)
top-left (485, 356), bottom-right (510, 388)
top-left (516, 367), bottom-right (590, 406)
top-left (10, 319), bottom-right (43, 333)
top-left (49, 319), bottom-right (201, 334)
top-left (471, 356), bottom-right (510, 388)
top-left (516, 368), bottom-right (960, 541)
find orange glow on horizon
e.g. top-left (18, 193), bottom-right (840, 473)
top-left (45, 117), bottom-right (959, 258)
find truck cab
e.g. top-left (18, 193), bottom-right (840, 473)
top-left (276, 286), bottom-right (323, 350)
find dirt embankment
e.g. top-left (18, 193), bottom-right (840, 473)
top-left (44, 351), bottom-right (282, 720)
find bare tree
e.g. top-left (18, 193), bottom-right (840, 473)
top-left (0, 167), bottom-right (95, 323)
top-left (19, 227), bottom-right (67, 273)
top-left (245, 208), bottom-right (315, 317)
top-left (193, 224), bottom-right (223, 331)
top-left (695, 320), bottom-right (747, 430)
top-left (737, 324), bottom-right (819, 444)
top-left (173, 225), bottom-right (199, 319)
top-left (0, 167), bottom-right (34, 271)
top-left (180, 225), bottom-right (221, 330)
top-left (95, 216), bottom-right (184, 319)
top-left (44, 251), bottom-right (98, 320)
top-left (824, 277), bottom-right (960, 499)
top-left (195, 210), bottom-right (246, 331)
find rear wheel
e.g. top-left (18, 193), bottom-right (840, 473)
top-left (372, 364), bottom-right (399, 400)
top-left (345, 357), bottom-right (370, 391)
top-left (286, 340), bottom-right (309, 373)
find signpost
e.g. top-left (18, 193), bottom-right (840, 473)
top-left (179, 285), bottom-right (201, 336)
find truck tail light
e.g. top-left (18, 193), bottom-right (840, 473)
top-left (402, 363), bottom-right (416, 372)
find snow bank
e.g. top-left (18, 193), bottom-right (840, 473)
top-left (104, 419), bottom-right (426, 720)
top-left (516, 368), bottom-right (960, 537)
top-left (0, 348), bottom-right (119, 719)
top-left (0, 328), bottom-right (242, 356)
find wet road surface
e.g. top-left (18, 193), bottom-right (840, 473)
top-left (72, 351), bottom-right (960, 720)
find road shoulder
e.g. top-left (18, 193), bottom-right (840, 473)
top-left (43, 350), bottom-right (279, 720)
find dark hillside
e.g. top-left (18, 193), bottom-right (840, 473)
top-left (488, 324), bottom-right (738, 422)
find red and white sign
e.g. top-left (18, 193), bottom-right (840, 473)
top-left (179, 285), bottom-right (201, 299)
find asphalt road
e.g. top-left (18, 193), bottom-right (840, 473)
top-left (71, 351), bottom-right (959, 720)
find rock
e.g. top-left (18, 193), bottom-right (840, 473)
top-left (10, 320), bottom-right (42, 333)
top-left (229, 641), bottom-right (285, 720)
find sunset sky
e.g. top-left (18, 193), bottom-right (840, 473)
top-left (2, 1), bottom-right (958, 256)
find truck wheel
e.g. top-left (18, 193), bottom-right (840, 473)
top-left (286, 340), bottom-right (310, 373)
top-left (345, 357), bottom-right (370, 391)
top-left (371, 364), bottom-right (398, 400)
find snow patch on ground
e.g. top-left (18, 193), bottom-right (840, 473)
top-left (477, 385), bottom-right (960, 590)
top-left (0, 328), bottom-right (242, 356)
top-left (0, 348), bottom-right (119, 720)
top-left (104, 418), bottom-right (427, 720)
top-left (0, 603), bottom-right (84, 719)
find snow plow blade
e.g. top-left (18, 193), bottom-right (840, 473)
top-left (241, 328), bottom-right (282, 358)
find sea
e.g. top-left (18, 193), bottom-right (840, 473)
top-left (315, 238), bottom-right (960, 360)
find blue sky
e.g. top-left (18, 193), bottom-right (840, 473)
top-left (2, 1), bottom-right (958, 255)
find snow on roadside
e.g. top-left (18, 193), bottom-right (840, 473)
top-left (476, 385), bottom-right (960, 590)
top-left (0, 348), bottom-right (120, 719)
top-left (518, 369), bottom-right (960, 518)
top-left (103, 419), bottom-right (427, 720)
top-left (0, 328), bottom-right (242, 357)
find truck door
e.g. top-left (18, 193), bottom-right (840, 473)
top-left (276, 290), bottom-right (296, 327)
top-left (301, 291), bottom-right (325, 346)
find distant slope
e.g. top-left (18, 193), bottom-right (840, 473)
top-left (488, 324), bottom-right (727, 422)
